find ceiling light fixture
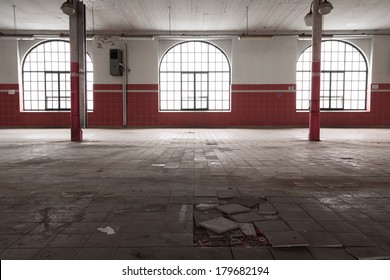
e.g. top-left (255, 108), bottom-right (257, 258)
top-left (318, 0), bottom-right (333, 15)
top-left (61, 0), bottom-right (75, 16)
top-left (304, 0), bottom-right (333, 27)
top-left (304, 3), bottom-right (313, 27)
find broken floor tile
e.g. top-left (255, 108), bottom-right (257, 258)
top-left (229, 229), bottom-right (244, 239)
top-left (263, 231), bottom-right (309, 248)
top-left (207, 230), bottom-right (226, 239)
top-left (215, 204), bottom-right (251, 215)
top-left (194, 214), bottom-right (222, 226)
top-left (217, 190), bottom-right (238, 199)
top-left (239, 223), bottom-right (257, 236)
top-left (218, 199), bottom-right (232, 205)
top-left (300, 232), bottom-right (342, 247)
top-left (229, 211), bottom-right (266, 223)
top-left (258, 203), bottom-right (278, 215)
top-left (231, 196), bottom-right (265, 208)
top-left (346, 247), bottom-right (390, 260)
top-left (198, 217), bottom-right (239, 234)
top-left (254, 220), bottom-right (292, 232)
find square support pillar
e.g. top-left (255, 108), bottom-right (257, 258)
top-left (69, 0), bottom-right (86, 141)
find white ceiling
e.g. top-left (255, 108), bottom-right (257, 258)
top-left (0, 0), bottom-right (390, 35)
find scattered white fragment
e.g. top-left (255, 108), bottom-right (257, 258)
top-left (195, 203), bottom-right (218, 210)
top-left (97, 226), bottom-right (115, 235)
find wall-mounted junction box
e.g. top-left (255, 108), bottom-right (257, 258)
top-left (110, 49), bottom-right (123, 76)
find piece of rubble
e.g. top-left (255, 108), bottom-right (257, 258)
top-left (215, 204), bottom-right (251, 215)
top-left (254, 220), bottom-right (291, 232)
top-left (194, 213), bottom-right (222, 226)
top-left (229, 211), bottom-right (266, 223)
top-left (231, 196), bottom-right (266, 208)
top-left (229, 229), bottom-right (244, 239)
top-left (239, 223), bottom-right (257, 236)
top-left (217, 190), bottom-right (238, 199)
top-left (258, 203), bottom-right (278, 215)
top-left (97, 226), bottom-right (115, 235)
top-left (263, 231), bottom-right (309, 247)
top-left (199, 217), bottom-right (239, 234)
top-left (218, 199), bottom-right (231, 205)
top-left (195, 204), bottom-right (218, 210)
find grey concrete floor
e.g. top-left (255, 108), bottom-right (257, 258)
top-left (0, 128), bottom-right (390, 260)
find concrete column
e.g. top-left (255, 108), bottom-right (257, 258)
top-left (309, 0), bottom-right (322, 141)
top-left (69, 0), bottom-right (86, 141)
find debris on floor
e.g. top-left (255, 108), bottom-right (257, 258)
top-left (194, 195), bottom-right (273, 247)
top-left (195, 203), bottom-right (219, 210)
top-left (229, 211), bottom-right (266, 223)
top-left (207, 230), bottom-right (227, 239)
top-left (231, 196), bottom-right (266, 208)
top-left (97, 226), bottom-right (115, 235)
top-left (198, 217), bottom-right (239, 234)
top-left (263, 231), bottom-right (309, 248)
top-left (239, 223), bottom-right (257, 236)
top-left (217, 190), bottom-right (239, 199)
top-left (258, 203), bottom-right (278, 215)
top-left (193, 195), bottom-right (319, 249)
top-left (215, 204), bottom-right (251, 215)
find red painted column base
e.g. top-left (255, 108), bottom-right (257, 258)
top-left (71, 129), bottom-right (83, 141)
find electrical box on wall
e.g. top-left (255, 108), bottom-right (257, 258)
top-left (110, 49), bottom-right (123, 76)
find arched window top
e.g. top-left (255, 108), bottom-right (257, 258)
top-left (296, 40), bottom-right (368, 111)
top-left (22, 40), bottom-right (93, 111)
top-left (297, 40), bottom-right (367, 72)
top-left (160, 41), bottom-right (230, 71)
top-left (159, 41), bottom-right (231, 111)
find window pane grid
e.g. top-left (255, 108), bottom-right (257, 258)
top-left (296, 40), bottom-right (367, 111)
top-left (22, 40), bottom-right (93, 111)
top-left (160, 41), bottom-right (230, 111)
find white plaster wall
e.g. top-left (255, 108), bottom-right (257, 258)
top-left (0, 40), bottom-right (19, 83)
top-left (232, 36), bottom-right (297, 84)
top-left (127, 40), bottom-right (158, 84)
top-left (371, 35), bottom-right (390, 83)
top-left (90, 36), bottom-right (124, 84)
top-left (90, 37), bottom-right (158, 84)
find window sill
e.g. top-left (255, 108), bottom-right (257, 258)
top-left (296, 110), bottom-right (369, 113)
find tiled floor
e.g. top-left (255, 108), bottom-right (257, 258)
top-left (1, 128), bottom-right (390, 260)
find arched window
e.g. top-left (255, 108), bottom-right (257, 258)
top-left (159, 41), bottom-right (230, 111)
top-left (22, 40), bottom-right (93, 111)
top-left (296, 40), bottom-right (368, 110)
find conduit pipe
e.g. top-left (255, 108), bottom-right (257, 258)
top-left (122, 43), bottom-right (128, 127)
